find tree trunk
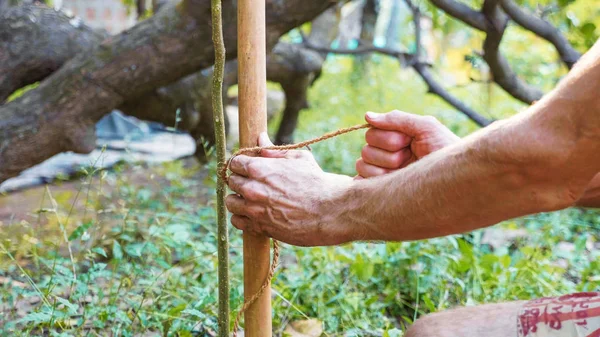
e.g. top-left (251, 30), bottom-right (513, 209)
top-left (136, 0), bottom-right (148, 18)
top-left (0, 0), bottom-right (10, 13)
top-left (0, 0), bottom-right (333, 183)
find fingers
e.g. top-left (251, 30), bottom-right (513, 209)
top-left (261, 148), bottom-right (307, 159)
top-left (361, 145), bottom-right (412, 169)
top-left (227, 174), bottom-right (250, 195)
top-left (230, 215), bottom-right (251, 231)
top-left (225, 194), bottom-right (265, 218)
top-left (229, 155), bottom-right (252, 177)
top-left (365, 110), bottom-right (439, 136)
top-left (257, 132), bottom-right (305, 159)
top-left (228, 174), bottom-right (268, 202)
top-left (230, 215), bottom-right (273, 238)
top-left (365, 128), bottom-right (412, 152)
top-left (355, 158), bottom-right (392, 178)
top-left (226, 194), bottom-right (270, 236)
top-left (229, 133), bottom-right (280, 176)
top-left (229, 155), bottom-right (271, 179)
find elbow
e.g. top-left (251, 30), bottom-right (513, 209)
top-left (534, 180), bottom-right (582, 212)
top-left (515, 157), bottom-right (589, 213)
top-left (490, 117), bottom-right (595, 213)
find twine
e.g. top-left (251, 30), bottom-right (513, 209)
top-left (225, 123), bottom-right (370, 336)
top-left (220, 123), bottom-right (370, 185)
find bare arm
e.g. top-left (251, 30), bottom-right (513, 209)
top-left (576, 173), bottom-right (600, 208)
top-left (340, 41), bottom-right (600, 242)
top-left (225, 41), bottom-right (600, 246)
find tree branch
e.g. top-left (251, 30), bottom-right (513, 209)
top-left (300, 31), bottom-right (417, 66)
top-left (210, 0), bottom-right (229, 334)
top-left (0, 4), bottom-right (107, 102)
top-left (407, 0), bottom-right (492, 126)
top-left (413, 63), bottom-right (491, 126)
top-left (500, 0), bottom-right (580, 68)
top-left (428, 0), bottom-right (488, 31)
top-left (429, 0), bottom-right (545, 103)
top-left (301, 11), bottom-right (492, 127)
top-left (481, 0), bottom-right (543, 103)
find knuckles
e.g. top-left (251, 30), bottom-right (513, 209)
top-left (387, 133), bottom-right (408, 151)
top-left (421, 115), bottom-right (440, 126)
top-left (239, 182), bottom-right (268, 202)
top-left (224, 195), bottom-right (235, 210)
top-left (245, 160), bottom-right (264, 178)
top-left (389, 109), bottom-right (404, 120)
top-left (389, 150), bottom-right (405, 168)
top-left (361, 145), bottom-right (406, 169)
top-left (247, 205), bottom-right (266, 219)
top-left (230, 215), bottom-right (245, 229)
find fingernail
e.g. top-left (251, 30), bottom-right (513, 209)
top-left (366, 111), bottom-right (380, 119)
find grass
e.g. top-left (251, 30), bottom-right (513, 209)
top-left (1, 55), bottom-right (599, 336)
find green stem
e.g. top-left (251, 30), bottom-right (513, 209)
top-left (210, 0), bottom-right (229, 336)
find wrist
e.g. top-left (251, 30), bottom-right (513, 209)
top-left (322, 174), bottom-right (373, 244)
top-left (318, 173), bottom-right (361, 244)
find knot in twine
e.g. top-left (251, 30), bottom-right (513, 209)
top-left (224, 123), bottom-right (370, 336)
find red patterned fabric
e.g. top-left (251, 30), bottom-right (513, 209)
top-left (518, 293), bottom-right (600, 337)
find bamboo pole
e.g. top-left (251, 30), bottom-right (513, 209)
top-left (210, 0), bottom-right (229, 336)
top-left (237, 0), bottom-right (272, 336)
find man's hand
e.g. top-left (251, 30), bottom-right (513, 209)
top-left (356, 110), bottom-right (460, 178)
top-left (225, 133), bottom-right (355, 246)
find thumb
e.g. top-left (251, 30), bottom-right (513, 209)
top-left (258, 132), bottom-right (310, 159)
top-left (365, 110), bottom-right (423, 137)
top-left (258, 132), bottom-right (274, 147)
top-left (258, 132), bottom-right (289, 158)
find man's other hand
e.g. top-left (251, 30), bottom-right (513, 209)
top-left (356, 110), bottom-right (460, 178)
top-left (225, 133), bottom-right (355, 246)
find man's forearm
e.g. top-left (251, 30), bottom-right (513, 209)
top-left (576, 173), bottom-right (600, 208)
top-left (337, 42), bottom-right (600, 242)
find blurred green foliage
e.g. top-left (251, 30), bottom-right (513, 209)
top-left (1, 0), bottom-right (599, 335)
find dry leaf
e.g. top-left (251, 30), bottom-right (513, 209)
top-left (283, 319), bottom-right (323, 337)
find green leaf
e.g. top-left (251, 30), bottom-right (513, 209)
top-left (182, 308), bottom-right (205, 319)
top-left (168, 303), bottom-right (188, 317)
top-left (557, 0), bottom-right (575, 7)
top-left (351, 254), bottom-right (374, 282)
top-left (18, 311), bottom-right (52, 324)
top-left (112, 240), bottom-right (123, 260)
top-left (68, 221), bottom-right (93, 241)
top-left (384, 328), bottom-right (403, 337)
top-left (458, 239), bottom-right (473, 258)
top-left (55, 297), bottom-right (78, 315)
top-left (92, 247), bottom-right (107, 258)
top-left (422, 294), bottom-right (437, 312)
top-left (124, 243), bottom-right (144, 257)
top-left (580, 23), bottom-right (596, 38)
top-left (500, 254), bottom-right (511, 268)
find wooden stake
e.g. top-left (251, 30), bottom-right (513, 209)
top-left (238, 0), bottom-right (271, 336)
